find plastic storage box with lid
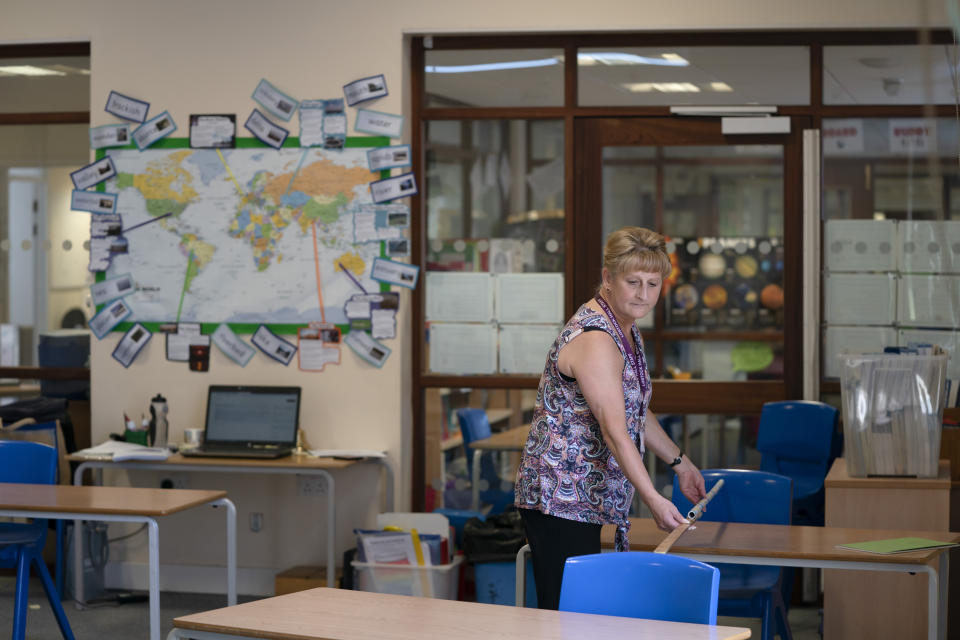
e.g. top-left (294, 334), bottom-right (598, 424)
top-left (838, 352), bottom-right (947, 477)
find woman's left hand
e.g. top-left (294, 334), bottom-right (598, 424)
top-left (675, 458), bottom-right (707, 505)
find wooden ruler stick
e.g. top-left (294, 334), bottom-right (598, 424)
top-left (654, 479), bottom-right (724, 554)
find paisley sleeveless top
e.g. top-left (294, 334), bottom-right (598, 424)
top-left (514, 302), bottom-right (651, 551)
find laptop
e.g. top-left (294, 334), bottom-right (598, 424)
top-left (180, 385), bottom-right (301, 459)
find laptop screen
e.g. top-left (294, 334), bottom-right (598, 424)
top-left (204, 385), bottom-right (301, 445)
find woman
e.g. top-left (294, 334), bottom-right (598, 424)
top-left (514, 226), bottom-right (707, 610)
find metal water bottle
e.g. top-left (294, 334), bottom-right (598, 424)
top-left (149, 394), bottom-right (169, 448)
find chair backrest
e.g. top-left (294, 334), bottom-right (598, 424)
top-left (559, 551), bottom-right (720, 625)
top-left (456, 409), bottom-right (494, 478)
top-left (672, 469), bottom-right (792, 525)
top-left (0, 420), bottom-right (66, 484)
top-left (0, 439), bottom-right (58, 485)
top-left (756, 401), bottom-right (840, 490)
top-left (457, 409), bottom-right (492, 447)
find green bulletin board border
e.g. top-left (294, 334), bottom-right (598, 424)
top-left (94, 135), bottom-right (394, 335)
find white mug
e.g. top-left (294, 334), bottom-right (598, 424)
top-left (183, 428), bottom-right (204, 448)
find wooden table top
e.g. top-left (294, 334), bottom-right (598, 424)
top-left (825, 458), bottom-right (951, 489)
top-left (0, 483), bottom-right (227, 516)
top-left (173, 587), bottom-right (751, 640)
top-left (67, 452), bottom-right (362, 471)
top-left (470, 425), bottom-right (530, 451)
top-left (603, 518), bottom-right (960, 565)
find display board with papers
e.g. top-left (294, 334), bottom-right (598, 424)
top-left (92, 137), bottom-right (394, 333)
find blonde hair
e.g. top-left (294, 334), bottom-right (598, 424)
top-left (601, 226), bottom-right (671, 281)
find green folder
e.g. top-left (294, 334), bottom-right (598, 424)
top-left (837, 537), bottom-right (960, 554)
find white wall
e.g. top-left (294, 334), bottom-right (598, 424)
top-left (2, 0), bottom-right (948, 595)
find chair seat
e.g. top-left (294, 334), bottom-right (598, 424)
top-left (714, 563), bottom-right (781, 594)
top-left (0, 522), bottom-right (46, 545)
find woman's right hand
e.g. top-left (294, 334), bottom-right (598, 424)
top-left (648, 495), bottom-right (688, 532)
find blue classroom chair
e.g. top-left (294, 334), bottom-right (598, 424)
top-left (457, 409), bottom-right (515, 514)
top-left (672, 469), bottom-right (793, 640)
top-left (0, 419), bottom-right (69, 598)
top-left (0, 440), bottom-right (75, 640)
top-left (756, 400), bottom-right (840, 527)
top-left (559, 551), bottom-right (720, 624)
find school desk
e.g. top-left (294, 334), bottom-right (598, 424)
top-left (0, 483), bottom-right (235, 640)
top-left (516, 518), bottom-right (957, 640)
top-left (166, 586), bottom-right (752, 640)
top-left (69, 452), bottom-right (395, 591)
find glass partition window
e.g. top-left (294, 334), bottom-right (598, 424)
top-left (821, 117), bottom-right (960, 380)
top-left (424, 119), bottom-right (564, 375)
top-left (424, 49), bottom-right (565, 108)
top-left (0, 57), bottom-right (89, 113)
top-left (824, 44), bottom-right (960, 105)
top-left (601, 143), bottom-right (784, 380)
top-left (424, 386), bottom-right (536, 511)
top-left (578, 46), bottom-right (809, 106)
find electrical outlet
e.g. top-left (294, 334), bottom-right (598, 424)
top-left (249, 512), bottom-right (263, 533)
top-left (159, 474), bottom-right (190, 490)
top-left (297, 474), bottom-right (326, 496)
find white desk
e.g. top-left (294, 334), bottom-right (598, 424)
top-left (0, 483), bottom-right (235, 640)
top-left (167, 586), bottom-right (751, 640)
top-left (70, 452), bottom-right (394, 592)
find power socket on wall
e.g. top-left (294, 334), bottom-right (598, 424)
top-left (297, 475), bottom-right (326, 496)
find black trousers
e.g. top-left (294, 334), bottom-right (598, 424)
top-left (519, 508), bottom-right (601, 610)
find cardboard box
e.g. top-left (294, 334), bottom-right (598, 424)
top-left (275, 565), bottom-right (336, 595)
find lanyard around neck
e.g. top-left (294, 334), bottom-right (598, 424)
top-left (595, 294), bottom-right (649, 393)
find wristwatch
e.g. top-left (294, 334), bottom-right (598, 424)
top-left (669, 452), bottom-right (684, 468)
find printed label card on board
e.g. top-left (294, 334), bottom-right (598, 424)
top-left (299, 100), bottom-right (326, 148)
top-left (72, 190), bottom-right (118, 214)
top-left (371, 257), bottom-right (419, 289)
top-left (90, 124), bottom-right (131, 149)
top-left (369, 172), bottom-right (417, 203)
top-left (165, 322), bottom-right (208, 363)
top-left (353, 204), bottom-right (408, 244)
top-left (112, 323), bottom-right (152, 368)
top-left (90, 298), bottom-right (132, 339)
top-left (322, 98), bottom-right (347, 150)
top-left (252, 79), bottom-right (299, 122)
top-left (343, 74), bottom-right (388, 107)
top-left (344, 330), bottom-right (391, 367)
top-left (90, 273), bottom-right (135, 306)
top-left (189, 114), bottom-right (236, 149)
top-left (212, 323), bottom-right (256, 366)
top-left (297, 324), bottom-right (342, 372)
top-left (355, 109), bottom-right (403, 138)
top-left (244, 109), bottom-right (289, 149)
top-left (367, 145), bottom-right (411, 172)
top-left (105, 90), bottom-right (150, 123)
top-left (132, 111), bottom-right (177, 150)
top-left (252, 325), bottom-right (297, 365)
top-left (71, 157), bottom-right (117, 190)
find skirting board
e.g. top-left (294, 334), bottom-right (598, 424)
top-left (105, 562), bottom-right (280, 596)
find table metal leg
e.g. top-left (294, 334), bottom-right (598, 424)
top-left (213, 498), bottom-right (237, 605)
top-left (471, 450), bottom-right (481, 511)
top-left (72, 516), bottom-right (84, 608)
top-left (319, 470), bottom-right (336, 587)
top-left (515, 544), bottom-right (530, 607)
top-left (147, 518), bottom-right (161, 640)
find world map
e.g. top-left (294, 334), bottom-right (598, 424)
top-left (102, 144), bottom-right (384, 326)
